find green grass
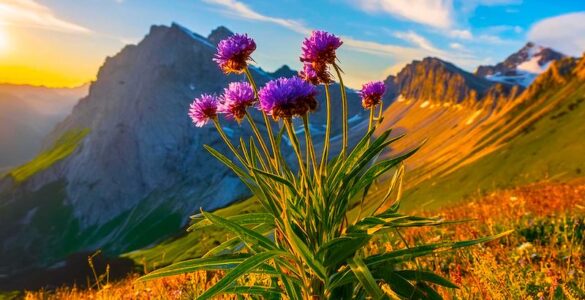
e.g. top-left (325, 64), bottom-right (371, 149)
top-left (0, 291), bottom-right (20, 300)
top-left (124, 197), bottom-right (263, 270)
top-left (8, 129), bottom-right (90, 182)
top-left (400, 80), bottom-right (585, 211)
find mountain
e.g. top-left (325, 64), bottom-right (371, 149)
top-left (0, 23), bottom-right (362, 276)
top-left (0, 84), bottom-right (88, 170)
top-left (475, 42), bottom-right (566, 87)
top-left (384, 57), bottom-right (518, 107)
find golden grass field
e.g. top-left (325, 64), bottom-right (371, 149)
top-left (23, 180), bottom-right (584, 299)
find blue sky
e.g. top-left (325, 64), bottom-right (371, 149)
top-left (1, 0), bottom-right (584, 87)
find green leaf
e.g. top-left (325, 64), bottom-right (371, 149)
top-left (317, 233), bottom-right (371, 267)
top-left (366, 230), bottom-right (514, 266)
top-left (395, 270), bottom-right (458, 289)
top-left (283, 216), bottom-right (328, 282)
top-left (137, 254), bottom-right (251, 281)
top-left (197, 250), bottom-right (284, 300)
top-left (202, 211), bottom-right (276, 251)
top-left (378, 270), bottom-right (428, 299)
top-left (188, 213), bottom-right (275, 231)
top-left (347, 256), bottom-right (385, 300)
top-left (222, 285), bottom-right (283, 297)
top-left (252, 167), bottom-right (300, 197)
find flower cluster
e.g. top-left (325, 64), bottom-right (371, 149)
top-left (190, 31), bottom-right (385, 124)
top-left (258, 76), bottom-right (318, 120)
top-left (218, 82), bottom-right (255, 122)
top-left (213, 34), bottom-right (256, 74)
top-left (299, 30), bottom-right (342, 85)
top-left (359, 81), bottom-right (386, 109)
top-left (188, 94), bottom-right (218, 127)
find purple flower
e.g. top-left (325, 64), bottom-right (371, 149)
top-left (359, 81), bottom-right (386, 109)
top-left (219, 82), bottom-right (256, 122)
top-left (258, 77), bottom-right (318, 120)
top-left (300, 30), bottom-right (342, 65)
top-left (213, 34), bottom-right (256, 74)
top-left (188, 94), bottom-right (219, 127)
top-left (299, 63), bottom-right (331, 85)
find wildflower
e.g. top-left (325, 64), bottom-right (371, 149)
top-left (213, 34), bottom-right (256, 74)
top-left (299, 63), bottom-right (331, 85)
top-left (188, 94), bottom-right (218, 127)
top-left (300, 30), bottom-right (342, 65)
top-left (219, 82), bottom-right (255, 122)
top-left (359, 81), bottom-right (386, 109)
top-left (258, 77), bottom-right (317, 120)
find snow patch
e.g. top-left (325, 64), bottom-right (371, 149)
top-left (172, 22), bottom-right (214, 48)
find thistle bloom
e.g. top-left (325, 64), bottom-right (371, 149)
top-left (218, 82), bottom-right (256, 122)
top-left (359, 81), bottom-right (386, 109)
top-left (188, 94), bottom-right (219, 127)
top-left (300, 30), bottom-right (343, 66)
top-left (258, 77), bottom-right (318, 120)
top-left (213, 34), bottom-right (256, 74)
top-left (299, 63), bottom-right (331, 85)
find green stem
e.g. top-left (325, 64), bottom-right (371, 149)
top-left (245, 111), bottom-right (273, 171)
top-left (212, 118), bottom-right (246, 165)
top-left (320, 83), bottom-right (331, 175)
top-left (377, 99), bottom-right (384, 126)
top-left (333, 64), bottom-right (348, 157)
top-left (284, 119), bottom-right (306, 184)
top-left (245, 68), bottom-right (279, 169)
top-left (302, 114), bottom-right (318, 178)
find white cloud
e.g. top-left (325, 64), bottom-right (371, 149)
top-left (448, 29), bottom-right (473, 40)
top-left (0, 0), bottom-right (91, 34)
top-left (393, 31), bottom-right (442, 53)
top-left (202, 0), bottom-right (310, 34)
top-left (527, 12), bottom-right (585, 56)
top-left (350, 0), bottom-right (454, 29)
top-left (449, 42), bottom-right (464, 50)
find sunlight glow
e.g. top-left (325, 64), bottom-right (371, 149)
top-left (0, 26), bottom-right (9, 54)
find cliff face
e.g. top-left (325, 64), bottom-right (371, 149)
top-left (384, 57), bottom-right (510, 105)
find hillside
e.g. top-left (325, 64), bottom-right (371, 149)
top-left (0, 84), bottom-right (87, 169)
top-left (393, 56), bottom-right (585, 210)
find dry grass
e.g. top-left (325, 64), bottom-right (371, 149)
top-left (25, 182), bottom-right (585, 299)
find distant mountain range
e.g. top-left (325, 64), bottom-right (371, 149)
top-left (476, 42), bottom-right (565, 86)
top-left (0, 23), bottom-right (581, 281)
top-left (0, 84), bottom-right (87, 170)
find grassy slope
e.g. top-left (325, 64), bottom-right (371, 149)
top-left (401, 80), bottom-right (585, 210)
top-left (7, 129), bottom-right (90, 182)
top-left (124, 197), bottom-right (262, 270)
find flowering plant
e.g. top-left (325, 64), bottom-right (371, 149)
top-left (140, 31), bottom-right (511, 299)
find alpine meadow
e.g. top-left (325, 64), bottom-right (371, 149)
top-left (0, 1), bottom-right (584, 299)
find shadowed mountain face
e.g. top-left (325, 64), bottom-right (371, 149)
top-left (0, 23), bottom-right (362, 275)
top-left (0, 84), bottom-right (87, 170)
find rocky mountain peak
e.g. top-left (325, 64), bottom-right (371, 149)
top-left (385, 56), bottom-right (495, 104)
top-left (475, 42), bottom-right (566, 87)
top-left (207, 25), bottom-right (234, 45)
top-left (267, 65), bottom-right (297, 78)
